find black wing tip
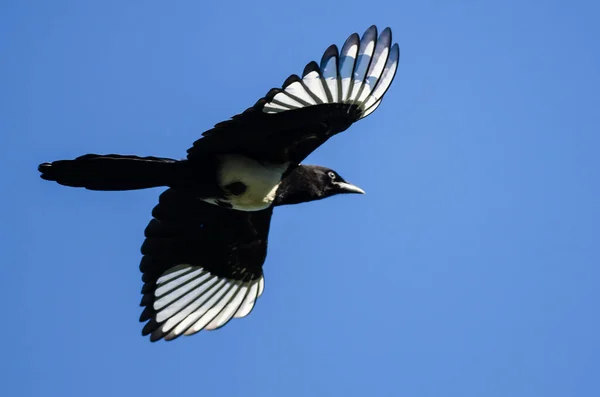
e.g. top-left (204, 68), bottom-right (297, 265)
top-left (282, 74), bottom-right (302, 89)
top-left (302, 61), bottom-right (321, 77)
top-left (140, 282), bottom-right (153, 294)
top-left (382, 27), bottom-right (393, 49)
top-left (140, 293), bottom-right (154, 306)
top-left (141, 318), bottom-right (156, 334)
top-left (321, 44), bottom-right (339, 60)
top-left (142, 319), bottom-right (170, 343)
top-left (150, 334), bottom-right (165, 342)
top-left (264, 87), bottom-right (282, 101)
top-left (139, 302), bottom-right (153, 317)
top-left (362, 25), bottom-right (378, 38)
top-left (141, 315), bottom-right (174, 342)
top-left (139, 255), bottom-right (153, 272)
top-left (143, 219), bottom-right (160, 238)
top-left (252, 98), bottom-right (268, 110)
top-left (138, 277), bottom-right (165, 342)
top-left (347, 32), bottom-right (360, 42)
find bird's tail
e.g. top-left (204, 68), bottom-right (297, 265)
top-left (38, 154), bottom-right (186, 191)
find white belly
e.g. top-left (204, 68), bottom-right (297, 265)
top-left (209, 155), bottom-right (289, 211)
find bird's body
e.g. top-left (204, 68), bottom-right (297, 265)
top-left (210, 154), bottom-right (289, 211)
top-left (39, 25), bottom-right (400, 341)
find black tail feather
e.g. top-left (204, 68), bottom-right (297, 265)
top-left (38, 154), bottom-right (185, 191)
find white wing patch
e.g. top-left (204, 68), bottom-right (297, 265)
top-left (211, 155), bottom-right (288, 211)
top-left (150, 264), bottom-right (265, 341)
top-left (262, 26), bottom-right (399, 119)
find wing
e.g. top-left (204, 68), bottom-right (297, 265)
top-left (139, 188), bottom-right (273, 342)
top-left (187, 25), bottom-right (399, 165)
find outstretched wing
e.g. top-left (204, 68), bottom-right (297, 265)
top-left (187, 25), bottom-right (399, 165)
top-left (139, 188), bottom-right (273, 342)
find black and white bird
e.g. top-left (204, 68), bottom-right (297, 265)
top-left (38, 25), bottom-right (400, 341)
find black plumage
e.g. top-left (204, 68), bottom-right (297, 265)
top-left (38, 25), bottom-right (400, 341)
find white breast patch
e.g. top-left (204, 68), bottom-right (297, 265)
top-left (211, 155), bottom-right (289, 211)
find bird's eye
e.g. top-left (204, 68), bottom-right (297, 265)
top-left (328, 172), bottom-right (336, 180)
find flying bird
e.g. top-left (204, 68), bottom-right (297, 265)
top-left (38, 25), bottom-right (400, 341)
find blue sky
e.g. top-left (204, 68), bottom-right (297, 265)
top-left (3, 0), bottom-right (599, 396)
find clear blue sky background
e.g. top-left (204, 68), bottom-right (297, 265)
top-left (2, 1), bottom-right (599, 396)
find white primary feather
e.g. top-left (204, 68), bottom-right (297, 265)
top-left (151, 264), bottom-right (264, 340)
top-left (262, 26), bottom-right (399, 119)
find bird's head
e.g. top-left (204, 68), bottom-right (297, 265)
top-left (309, 165), bottom-right (366, 197)
top-left (274, 165), bottom-right (365, 206)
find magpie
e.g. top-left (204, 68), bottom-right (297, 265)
top-left (38, 25), bottom-right (400, 341)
